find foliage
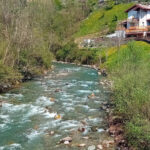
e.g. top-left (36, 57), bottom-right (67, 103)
top-left (54, 0), bottom-right (63, 10)
top-left (105, 0), bottom-right (115, 10)
top-left (103, 41), bottom-right (150, 149)
top-left (56, 41), bottom-right (99, 65)
top-left (0, 0), bottom-right (91, 84)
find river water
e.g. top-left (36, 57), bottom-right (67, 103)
top-left (0, 63), bottom-right (114, 150)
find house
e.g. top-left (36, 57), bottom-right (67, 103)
top-left (121, 4), bottom-right (150, 38)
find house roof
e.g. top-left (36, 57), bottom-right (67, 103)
top-left (125, 4), bottom-right (150, 12)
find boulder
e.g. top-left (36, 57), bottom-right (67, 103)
top-left (0, 100), bottom-right (3, 107)
top-left (64, 141), bottom-right (70, 145)
top-left (109, 125), bottom-right (123, 136)
top-left (102, 140), bottom-right (115, 148)
top-left (91, 126), bottom-right (98, 132)
top-left (80, 120), bottom-right (87, 125)
top-left (88, 145), bottom-right (96, 150)
top-left (87, 93), bottom-right (95, 99)
top-left (50, 97), bottom-right (55, 102)
top-left (78, 127), bottom-right (85, 132)
top-left (54, 89), bottom-right (62, 92)
top-left (101, 69), bottom-right (107, 77)
top-left (60, 136), bottom-right (72, 143)
top-left (82, 136), bottom-right (89, 140)
top-left (54, 114), bottom-right (62, 120)
top-left (98, 72), bottom-right (101, 75)
top-left (109, 116), bottom-right (123, 126)
top-left (77, 143), bottom-right (86, 147)
top-left (115, 135), bottom-right (125, 146)
top-left (34, 125), bottom-right (38, 130)
top-left (97, 145), bottom-right (103, 150)
top-left (49, 131), bottom-right (55, 135)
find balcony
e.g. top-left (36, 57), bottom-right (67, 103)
top-left (126, 26), bottom-right (150, 33)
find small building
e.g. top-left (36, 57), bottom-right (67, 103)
top-left (121, 4), bottom-right (150, 38)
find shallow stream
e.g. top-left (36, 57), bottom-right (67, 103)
top-left (0, 63), bottom-right (114, 150)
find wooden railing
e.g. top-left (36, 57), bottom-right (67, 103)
top-left (126, 26), bottom-right (150, 33)
top-left (127, 18), bottom-right (139, 23)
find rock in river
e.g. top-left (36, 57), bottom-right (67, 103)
top-left (50, 97), bottom-right (55, 102)
top-left (88, 145), bottom-right (96, 150)
top-left (87, 93), bottom-right (95, 99)
top-left (77, 143), bottom-right (86, 147)
top-left (54, 89), bottom-right (62, 92)
top-left (91, 126), bottom-right (98, 132)
top-left (60, 136), bottom-right (72, 144)
top-left (82, 136), bottom-right (89, 140)
top-left (97, 144), bottom-right (103, 150)
top-left (64, 141), bottom-right (70, 145)
top-left (54, 114), bottom-right (62, 120)
top-left (78, 127), bottom-right (85, 132)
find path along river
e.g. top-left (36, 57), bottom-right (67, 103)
top-left (0, 63), bottom-right (114, 150)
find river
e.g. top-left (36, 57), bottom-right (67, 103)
top-left (0, 63), bottom-right (114, 150)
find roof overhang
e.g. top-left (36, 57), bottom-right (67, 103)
top-left (125, 4), bottom-right (150, 13)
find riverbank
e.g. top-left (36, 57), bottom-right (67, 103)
top-left (52, 60), bottom-right (108, 77)
top-left (0, 67), bottom-right (53, 93)
top-left (0, 80), bottom-right (21, 93)
top-left (102, 41), bottom-right (150, 150)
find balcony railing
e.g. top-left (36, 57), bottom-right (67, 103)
top-left (126, 26), bottom-right (150, 33)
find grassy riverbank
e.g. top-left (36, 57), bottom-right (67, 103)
top-left (103, 41), bottom-right (150, 149)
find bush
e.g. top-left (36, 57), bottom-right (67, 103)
top-left (105, 0), bottom-right (115, 10)
top-left (126, 117), bottom-right (150, 149)
top-left (56, 41), bottom-right (99, 65)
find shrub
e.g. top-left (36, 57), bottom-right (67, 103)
top-left (56, 41), bottom-right (99, 65)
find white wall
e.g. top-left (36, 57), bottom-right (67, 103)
top-left (137, 9), bottom-right (150, 27)
top-left (147, 11), bottom-right (150, 19)
top-left (139, 9), bottom-right (147, 27)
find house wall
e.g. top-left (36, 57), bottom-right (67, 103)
top-left (127, 7), bottom-right (150, 29)
top-left (139, 9), bottom-right (147, 27)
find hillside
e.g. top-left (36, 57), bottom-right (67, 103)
top-left (76, 3), bottom-right (133, 37)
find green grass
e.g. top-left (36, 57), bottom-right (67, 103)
top-left (104, 41), bottom-right (150, 70)
top-left (76, 3), bottom-right (133, 37)
top-left (102, 41), bottom-right (150, 149)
